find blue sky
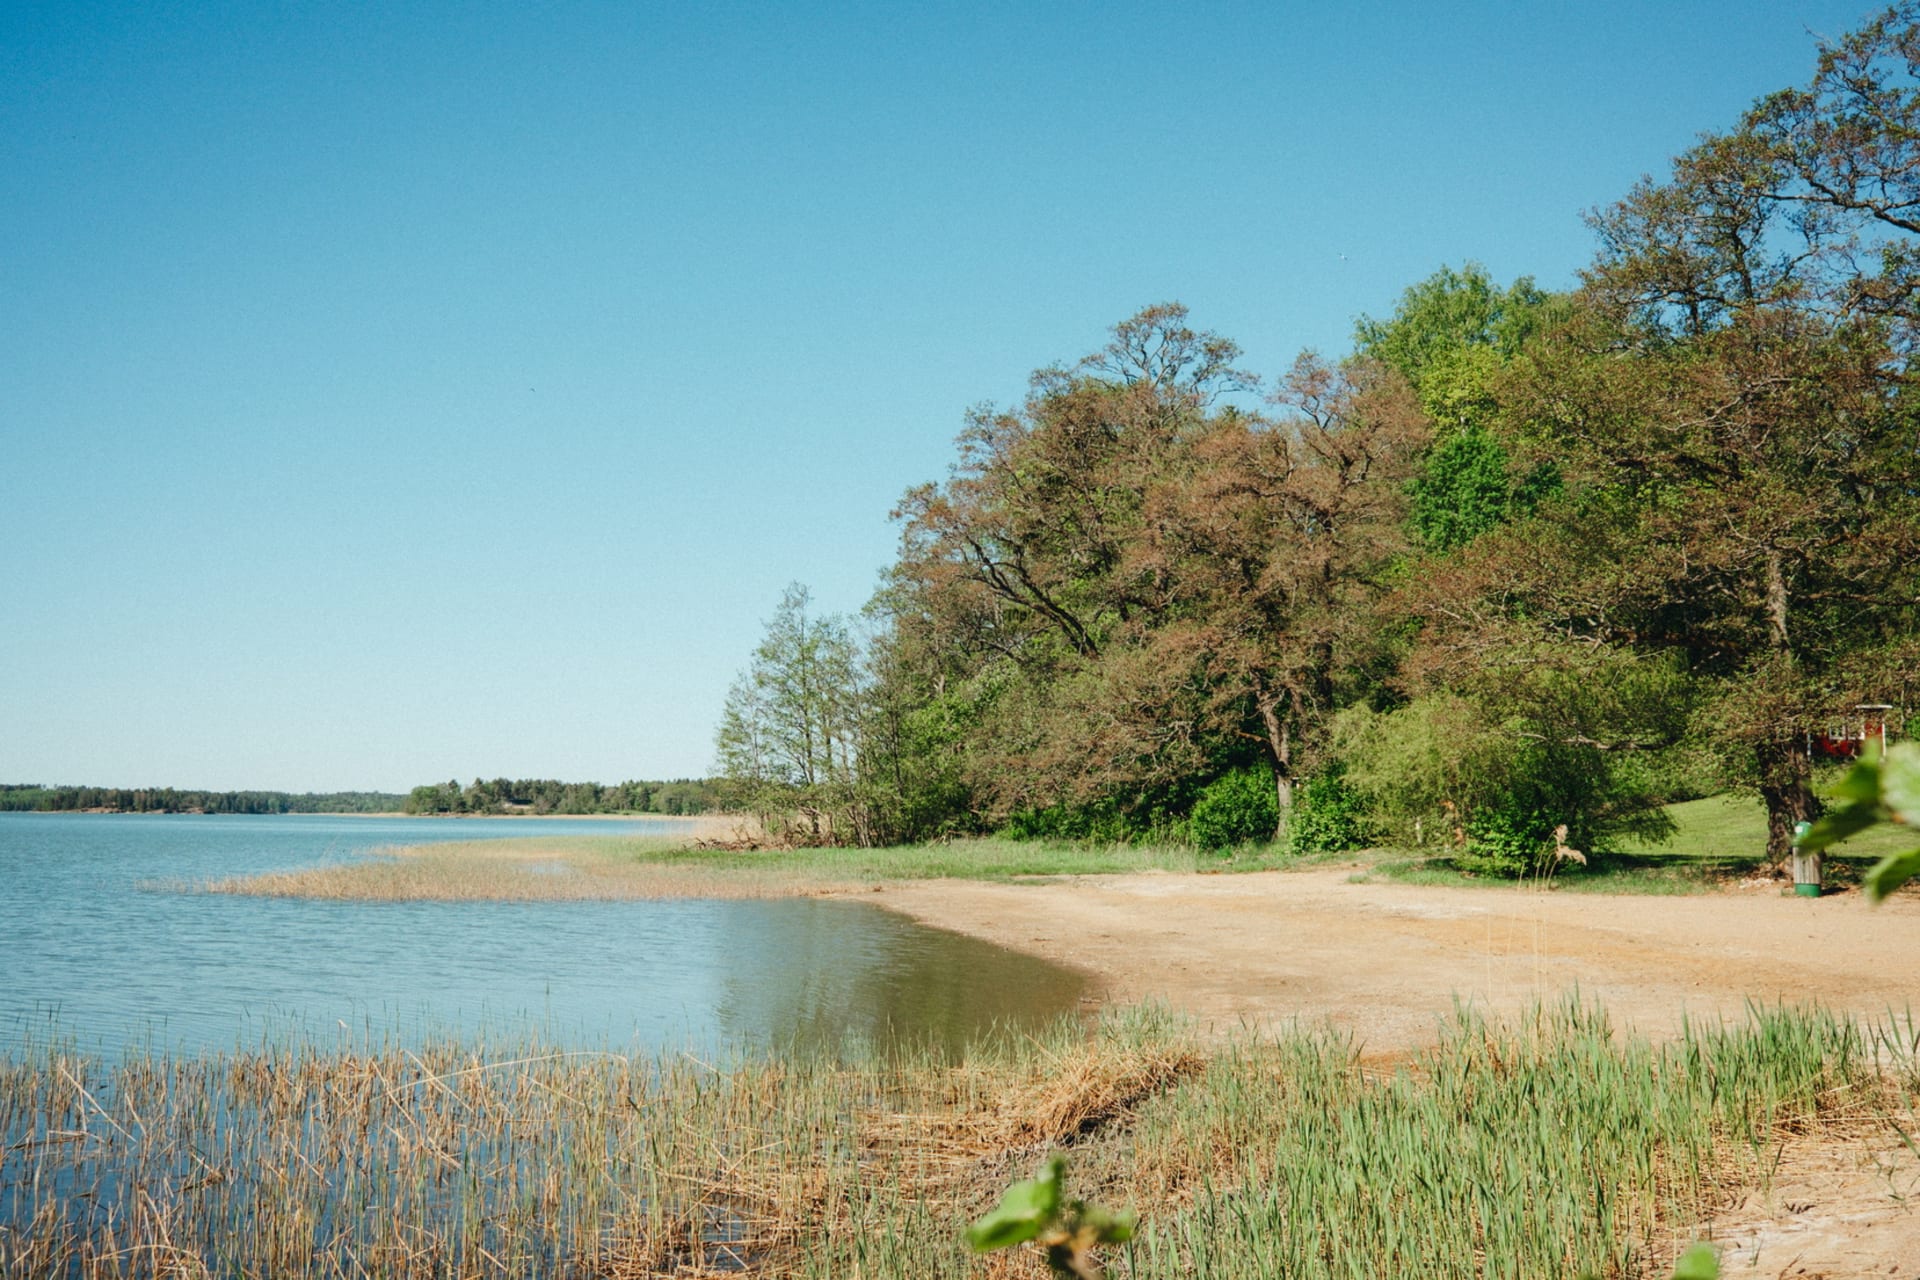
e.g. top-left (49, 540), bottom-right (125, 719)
top-left (1, 0), bottom-right (1878, 790)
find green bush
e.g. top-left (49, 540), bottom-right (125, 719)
top-left (1455, 804), bottom-right (1556, 877)
top-left (1005, 801), bottom-right (1136, 843)
top-left (1190, 766), bottom-right (1279, 849)
top-left (1290, 772), bottom-right (1374, 854)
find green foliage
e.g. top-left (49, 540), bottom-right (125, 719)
top-left (1353, 262), bottom-right (1554, 389)
top-left (1456, 803), bottom-right (1556, 877)
top-left (966, 1153), bottom-right (1135, 1279)
top-left (1407, 425), bottom-right (1563, 552)
top-left (1331, 658), bottom-right (1682, 876)
top-left (1188, 765), bottom-right (1278, 849)
top-left (1669, 1243), bottom-right (1720, 1280)
top-left (1006, 793), bottom-right (1193, 846)
top-left (714, 583), bottom-right (871, 843)
top-left (1288, 771), bottom-right (1373, 854)
top-left (1354, 264), bottom-right (1567, 554)
top-left (1007, 800), bottom-right (1139, 844)
top-left (1408, 426), bottom-right (1514, 552)
top-left (1798, 742), bottom-right (1920, 901)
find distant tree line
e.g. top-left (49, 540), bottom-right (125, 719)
top-left (717, 4), bottom-right (1920, 870)
top-left (401, 777), bottom-right (717, 816)
top-left (0, 785), bottom-right (405, 814)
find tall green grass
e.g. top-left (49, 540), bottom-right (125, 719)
top-left (2, 1000), bottom-right (1907, 1277)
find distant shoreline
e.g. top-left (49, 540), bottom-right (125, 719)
top-left (8, 808), bottom-right (722, 821)
top-left (341, 811), bottom-right (714, 821)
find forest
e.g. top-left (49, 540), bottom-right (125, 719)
top-left (0, 778), bottom-right (718, 817)
top-left (715, 5), bottom-right (1920, 872)
top-left (0, 785), bottom-right (405, 814)
top-left (400, 776), bottom-right (718, 816)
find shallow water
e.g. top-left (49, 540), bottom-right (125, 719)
top-left (0, 812), bottom-right (1086, 1058)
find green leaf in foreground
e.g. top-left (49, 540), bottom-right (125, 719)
top-left (967, 1153), bottom-right (1135, 1279)
top-left (965, 1153), bottom-right (1065, 1251)
top-left (1797, 744), bottom-right (1920, 903)
top-left (1865, 846), bottom-right (1920, 904)
top-left (1879, 742), bottom-right (1920, 825)
top-left (1828, 750), bottom-right (1884, 805)
top-left (1796, 799), bottom-right (1884, 854)
top-left (1076, 1203), bottom-right (1136, 1244)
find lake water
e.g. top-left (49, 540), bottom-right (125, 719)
top-left (0, 812), bottom-right (1087, 1059)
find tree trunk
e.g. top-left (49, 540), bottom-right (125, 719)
top-left (1755, 735), bottom-right (1821, 871)
top-left (1256, 690), bottom-right (1293, 836)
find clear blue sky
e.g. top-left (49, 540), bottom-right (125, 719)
top-left (1, 0), bottom-right (1877, 791)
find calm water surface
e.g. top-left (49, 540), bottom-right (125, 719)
top-left (0, 812), bottom-right (1086, 1058)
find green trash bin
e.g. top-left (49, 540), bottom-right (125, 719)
top-left (1790, 819), bottom-right (1821, 897)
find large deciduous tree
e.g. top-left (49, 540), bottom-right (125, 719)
top-left (884, 305), bottom-right (1250, 828)
top-left (1142, 353), bottom-right (1426, 812)
top-left (883, 305), bottom-right (1425, 831)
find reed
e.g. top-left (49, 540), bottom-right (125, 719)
top-left (201, 836), bottom-right (819, 900)
top-left (1, 999), bottom-right (1906, 1278)
top-left (204, 835), bottom-right (1230, 901)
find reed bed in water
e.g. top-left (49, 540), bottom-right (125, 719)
top-left (200, 837), bottom-right (822, 901)
top-left (201, 835), bottom-right (1219, 902)
top-left (2, 999), bottom-right (1911, 1278)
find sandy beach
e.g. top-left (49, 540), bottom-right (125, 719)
top-left (864, 865), bottom-right (1920, 1054)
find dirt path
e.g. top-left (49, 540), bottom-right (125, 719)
top-left (861, 866), bottom-right (1920, 1278)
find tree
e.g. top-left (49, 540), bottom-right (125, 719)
top-left (714, 583), bottom-right (867, 842)
top-left (885, 304), bottom-right (1254, 829)
top-left (1354, 263), bottom-right (1553, 394)
top-left (884, 306), bottom-right (1426, 834)
top-left (1141, 353), bottom-right (1427, 815)
top-left (1562, 12), bottom-right (1920, 863)
top-left (1356, 265), bottom-right (1565, 552)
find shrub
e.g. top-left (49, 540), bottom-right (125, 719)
top-left (1005, 801), bottom-right (1136, 843)
top-left (1190, 766), bottom-right (1279, 849)
top-left (1455, 804), bottom-right (1556, 877)
top-left (1290, 772), bottom-right (1374, 854)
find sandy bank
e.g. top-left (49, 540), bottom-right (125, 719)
top-left (860, 866), bottom-right (1920, 1057)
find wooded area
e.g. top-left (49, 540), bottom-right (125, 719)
top-left (401, 776), bottom-right (718, 815)
top-left (0, 785), bottom-right (404, 814)
top-left (0, 778), bottom-right (718, 817)
top-left (716, 3), bottom-right (1920, 871)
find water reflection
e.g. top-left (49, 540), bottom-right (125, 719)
top-left (712, 898), bottom-right (1087, 1057)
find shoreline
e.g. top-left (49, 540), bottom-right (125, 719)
top-left (13, 808), bottom-right (735, 822)
top-left (854, 865), bottom-right (1920, 1058)
top-left (213, 826), bottom-right (1920, 1059)
top-left (322, 811), bottom-right (725, 821)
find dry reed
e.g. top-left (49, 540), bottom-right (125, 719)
top-left (201, 835), bottom-right (824, 902)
